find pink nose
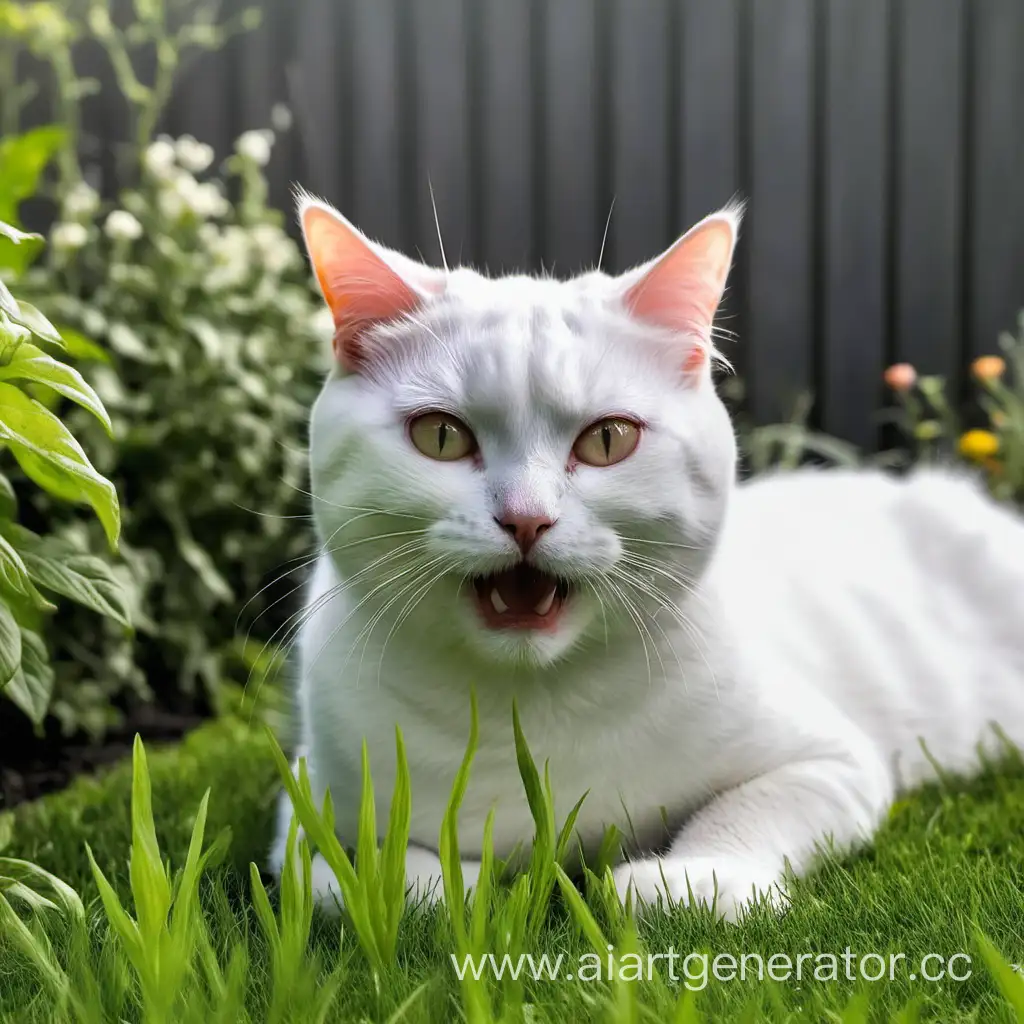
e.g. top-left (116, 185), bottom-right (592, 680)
top-left (495, 513), bottom-right (555, 555)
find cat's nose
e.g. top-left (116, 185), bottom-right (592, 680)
top-left (495, 513), bottom-right (556, 556)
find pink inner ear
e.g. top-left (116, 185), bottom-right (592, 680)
top-left (303, 206), bottom-right (424, 369)
top-left (625, 217), bottom-right (735, 345)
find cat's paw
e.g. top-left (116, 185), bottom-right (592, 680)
top-left (403, 846), bottom-right (482, 907)
top-left (611, 854), bottom-right (787, 922)
top-left (310, 852), bottom-right (345, 914)
top-left (307, 848), bottom-right (481, 916)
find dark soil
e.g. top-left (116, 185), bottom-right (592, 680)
top-left (0, 703), bottom-right (205, 810)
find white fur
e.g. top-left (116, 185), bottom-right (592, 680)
top-left (271, 206), bottom-right (1024, 921)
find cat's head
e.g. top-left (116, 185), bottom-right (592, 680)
top-left (298, 192), bottom-right (740, 669)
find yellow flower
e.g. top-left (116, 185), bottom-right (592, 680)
top-left (958, 429), bottom-right (1000, 461)
top-left (883, 363), bottom-right (916, 392)
top-left (971, 355), bottom-right (1006, 383)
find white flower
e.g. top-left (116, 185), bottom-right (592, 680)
top-left (270, 103), bottom-right (293, 132)
top-left (250, 223), bottom-right (296, 274)
top-left (143, 139), bottom-right (177, 179)
top-left (158, 188), bottom-right (185, 221)
top-left (62, 182), bottom-right (100, 219)
top-left (235, 129), bottom-right (274, 166)
top-left (180, 180), bottom-right (229, 219)
top-left (104, 210), bottom-right (144, 241)
top-left (51, 222), bottom-right (88, 251)
top-left (175, 134), bottom-right (215, 173)
top-left (206, 226), bottom-right (252, 290)
top-left (309, 306), bottom-right (335, 337)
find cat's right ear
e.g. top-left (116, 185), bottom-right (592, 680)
top-left (297, 192), bottom-right (444, 371)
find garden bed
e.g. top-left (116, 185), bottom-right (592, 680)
top-left (0, 700), bottom-right (205, 808)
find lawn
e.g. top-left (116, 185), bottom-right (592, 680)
top-left (2, 706), bottom-right (1024, 1023)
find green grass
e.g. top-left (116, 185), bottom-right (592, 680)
top-left (2, 705), bottom-right (1024, 1023)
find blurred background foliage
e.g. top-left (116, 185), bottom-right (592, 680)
top-left (0, 0), bottom-right (1022, 746)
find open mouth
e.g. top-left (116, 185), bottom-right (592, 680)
top-left (471, 565), bottom-right (571, 631)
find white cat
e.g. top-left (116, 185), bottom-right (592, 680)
top-left (270, 193), bottom-right (1024, 921)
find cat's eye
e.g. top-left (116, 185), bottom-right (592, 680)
top-left (408, 411), bottom-right (476, 461)
top-left (573, 418), bottom-right (641, 467)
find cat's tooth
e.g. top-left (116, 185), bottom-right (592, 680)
top-left (534, 588), bottom-right (556, 616)
top-left (490, 589), bottom-right (509, 614)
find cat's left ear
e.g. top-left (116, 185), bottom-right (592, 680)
top-left (618, 202), bottom-right (742, 381)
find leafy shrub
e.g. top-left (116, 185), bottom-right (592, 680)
top-left (2, 0), bottom-right (325, 735)
top-left (18, 134), bottom-right (326, 734)
top-left (0, 201), bottom-right (128, 726)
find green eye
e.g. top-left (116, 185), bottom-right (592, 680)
top-left (573, 418), bottom-right (641, 467)
top-left (408, 412), bottom-right (476, 461)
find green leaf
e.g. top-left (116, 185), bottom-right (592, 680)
top-left (52, 325), bottom-right (110, 364)
top-left (0, 128), bottom-right (67, 212)
top-left (4, 628), bottom-right (53, 722)
top-left (0, 382), bottom-right (120, 548)
top-left (0, 278), bottom-right (19, 319)
top-left (20, 546), bottom-right (131, 627)
top-left (0, 341), bottom-right (112, 433)
top-left (975, 931), bottom-right (1024, 1017)
top-left (0, 308), bottom-right (31, 349)
top-left (0, 532), bottom-right (53, 612)
top-left (0, 600), bottom-right (20, 687)
top-left (0, 472), bottom-right (15, 518)
top-left (10, 301), bottom-right (64, 348)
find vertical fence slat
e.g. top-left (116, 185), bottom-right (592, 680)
top-left (893, 0), bottom-right (965, 386)
top-left (678, 0), bottom-right (743, 372)
top-left (287, 0), bottom-right (347, 201)
top-left (821, 0), bottom-right (889, 447)
top-left (610, 0), bottom-right (671, 272)
top-left (169, 50), bottom-right (230, 159)
top-left (348, 0), bottom-right (403, 247)
top-left (411, 0), bottom-right (471, 267)
top-left (235, 0), bottom-right (293, 208)
top-left (679, 0), bottom-right (741, 225)
top-left (969, 0), bottom-right (1024, 357)
top-left (745, 0), bottom-right (816, 425)
top-left (542, 0), bottom-right (600, 275)
top-left (479, 0), bottom-right (533, 273)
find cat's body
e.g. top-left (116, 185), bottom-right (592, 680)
top-left (271, 195), bottom-right (1024, 918)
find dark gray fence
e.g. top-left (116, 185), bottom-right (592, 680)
top-left (89, 1), bottom-right (1024, 444)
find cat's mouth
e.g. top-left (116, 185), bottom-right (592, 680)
top-left (470, 565), bottom-right (571, 631)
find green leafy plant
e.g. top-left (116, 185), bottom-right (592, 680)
top-left (1, 211), bottom-right (128, 725)
top-left (2, 0), bottom-right (325, 735)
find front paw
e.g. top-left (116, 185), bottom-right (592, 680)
top-left (309, 847), bottom-right (481, 916)
top-left (611, 854), bottom-right (787, 922)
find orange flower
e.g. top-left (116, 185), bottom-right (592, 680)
top-left (883, 363), bottom-right (917, 392)
top-left (971, 355), bottom-right (1006, 382)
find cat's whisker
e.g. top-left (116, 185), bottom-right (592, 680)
top-left (374, 562), bottom-right (458, 686)
top-left (611, 567), bottom-right (719, 700)
top-left (594, 575), bottom-right (655, 691)
top-left (306, 554), bottom-right (449, 684)
top-left (428, 177), bottom-right (449, 274)
top-left (340, 556), bottom-right (452, 685)
top-left (617, 553), bottom-right (713, 613)
top-left (252, 543), bottom-right (432, 700)
top-left (282, 485), bottom-right (433, 521)
top-left (618, 534), bottom-right (703, 552)
top-left (237, 530), bottom-right (429, 640)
